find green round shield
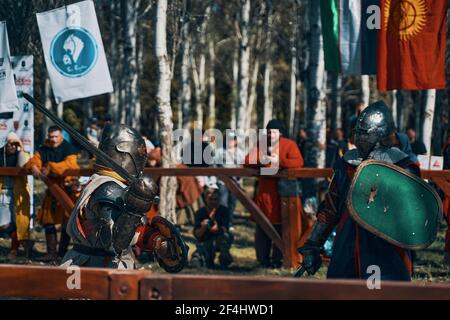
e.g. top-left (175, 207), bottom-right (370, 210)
top-left (347, 160), bottom-right (442, 250)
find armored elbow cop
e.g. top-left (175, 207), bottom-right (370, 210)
top-left (123, 176), bottom-right (158, 214)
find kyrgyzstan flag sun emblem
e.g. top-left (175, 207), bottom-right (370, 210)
top-left (383, 0), bottom-right (428, 41)
top-left (377, 0), bottom-right (448, 91)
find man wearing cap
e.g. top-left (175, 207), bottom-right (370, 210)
top-left (245, 119), bottom-right (305, 268)
top-left (191, 185), bottom-right (233, 269)
top-left (0, 132), bottom-right (31, 258)
top-left (24, 126), bottom-right (79, 262)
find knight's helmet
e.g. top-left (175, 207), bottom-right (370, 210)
top-left (353, 101), bottom-right (396, 158)
top-left (96, 124), bottom-right (148, 177)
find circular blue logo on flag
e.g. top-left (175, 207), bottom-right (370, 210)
top-left (50, 27), bottom-right (98, 78)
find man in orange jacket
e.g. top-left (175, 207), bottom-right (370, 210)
top-left (245, 120), bottom-right (305, 268)
top-left (25, 126), bottom-right (79, 262)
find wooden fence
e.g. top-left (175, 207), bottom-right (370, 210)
top-left (0, 264), bottom-right (449, 300)
top-left (0, 167), bottom-right (449, 269)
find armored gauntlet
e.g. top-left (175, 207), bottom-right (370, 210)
top-left (113, 177), bottom-right (158, 254)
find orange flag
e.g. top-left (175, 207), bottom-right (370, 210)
top-left (377, 0), bottom-right (448, 91)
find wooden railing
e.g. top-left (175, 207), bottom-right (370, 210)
top-left (0, 264), bottom-right (449, 300)
top-left (1, 167), bottom-right (449, 269)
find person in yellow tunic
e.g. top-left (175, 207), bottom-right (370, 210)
top-left (0, 132), bottom-right (31, 259)
top-left (24, 126), bottom-right (79, 262)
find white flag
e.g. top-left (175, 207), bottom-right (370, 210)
top-left (12, 55), bottom-right (35, 220)
top-left (0, 21), bottom-right (19, 112)
top-left (12, 55), bottom-right (34, 154)
top-left (36, 0), bottom-right (113, 103)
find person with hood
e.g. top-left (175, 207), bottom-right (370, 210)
top-left (0, 132), bottom-right (31, 258)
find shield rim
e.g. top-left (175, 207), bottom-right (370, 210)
top-left (347, 160), bottom-right (443, 250)
top-left (151, 216), bottom-right (189, 273)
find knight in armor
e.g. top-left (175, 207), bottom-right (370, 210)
top-left (61, 124), bottom-right (187, 271)
top-left (297, 101), bottom-right (421, 281)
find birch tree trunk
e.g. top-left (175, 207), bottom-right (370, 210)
top-left (134, 24), bottom-right (144, 130)
top-left (361, 74), bottom-right (370, 108)
top-left (246, 3), bottom-right (264, 131)
top-left (293, 79), bottom-right (303, 137)
top-left (246, 56), bottom-right (260, 131)
top-left (263, 0), bottom-right (273, 128)
top-left (43, 75), bottom-right (52, 137)
top-left (57, 102), bottom-right (63, 119)
top-left (191, 5), bottom-right (210, 129)
top-left (207, 37), bottom-right (216, 129)
top-left (122, 0), bottom-right (140, 129)
top-left (236, 0), bottom-right (251, 131)
top-left (155, 0), bottom-right (177, 223)
top-left (432, 90), bottom-right (442, 155)
top-left (330, 73), bottom-right (342, 131)
top-left (306, 0), bottom-right (326, 169)
top-left (108, 0), bottom-right (118, 121)
top-left (289, 7), bottom-right (298, 136)
top-left (391, 90), bottom-right (398, 129)
top-left (263, 63), bottom-right (273, 128)
top-left (395, 90), bottom-right (404, 131)
top-left (179, 0), bottom-right (191, 131)
top-left (422, 89), bottom-right (436, 156)
top-left (230, 46), bottom-right (239, 130)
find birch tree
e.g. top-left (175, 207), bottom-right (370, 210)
top-left (179, 0), bottom-right (192, 130)
top-left (391, 90), bottom-right (398, 130)
top-left (246, 2), bottom-right (264, 131)
top-left (263, 0), bottom-right (274, 128)
top-left (230, 46), bottom-right (239, 129)
top-left (206, 35), bottom-right (216, 128)
top-left (191, 4), bottom-right (211, 129)
top-left (121, 0), bottom-right (140, 129)
top-left (43, 75), bottom-right (53, 136)
top-left (306, 0), bottom-right (326, 169)
top-left (155, 0), bottom-right (177, 223)
top-left (422, 89), bottom-right (436, 156)
top-left (330, 73), bottom-right (342, 131)
top-left (236, 0), bottom-right (251, 131)
top-left (107, 0), bottom-right (120, 122)
top-left (361, 74), bottom-right (370, 108)
top-left (289, 2), bottom-right (298, 136)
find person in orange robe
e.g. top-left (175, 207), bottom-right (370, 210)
top-left (245, 120), bottom-right (305, 268)
top-left (24, 126), bottom-right (79, 262)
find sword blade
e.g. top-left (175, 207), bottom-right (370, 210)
top-left (23, 93), bottom-right (135, 183)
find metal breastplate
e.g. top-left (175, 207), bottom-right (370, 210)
top-left (71, 180), bottom-right (125, 250)
top-left (86, 181), bottom-right (125, 250)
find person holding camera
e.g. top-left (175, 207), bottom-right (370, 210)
top-left (0, 132), bottom-right (31, 259)
top-left (191, 185), bottom-right (233, 269)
